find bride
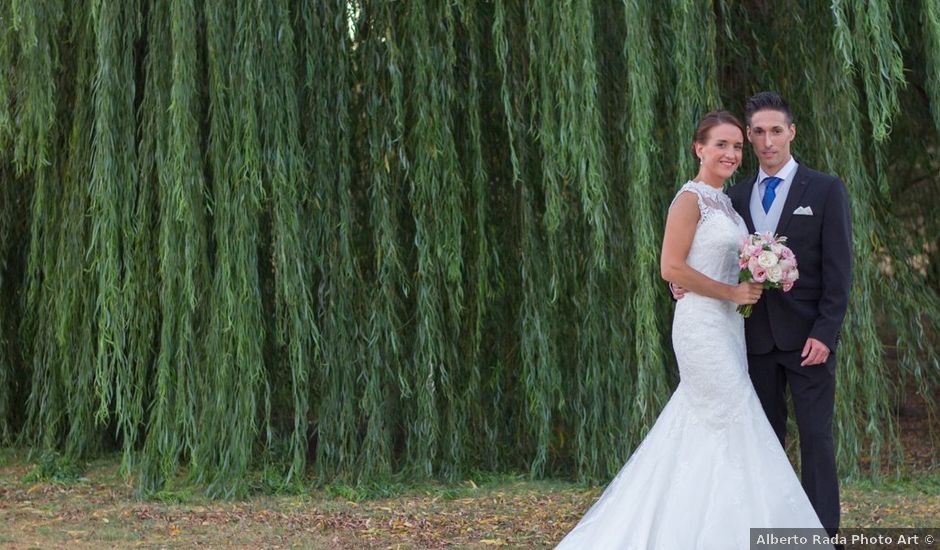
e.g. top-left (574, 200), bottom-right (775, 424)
top-left (555, 111), bottom-right (831, 549)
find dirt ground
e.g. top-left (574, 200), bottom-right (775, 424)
top-left (0, 394), bottom-right (935, 549)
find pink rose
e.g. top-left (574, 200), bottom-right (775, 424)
top-left (782, 281), bottom-right (794, 292)
top-left (748, 256), bottom-right (760, 272)
top-left (752, 266), bottom-right (768, 283)
top-left (781, 247), bottom-right (795, 260)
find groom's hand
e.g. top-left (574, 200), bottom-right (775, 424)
top-left (800, 337), bottom-right (830, 366)
top-left (670, 283), bottom-right (687, 300)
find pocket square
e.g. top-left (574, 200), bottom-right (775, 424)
top-left (793, 206), bottom-right (814, 216)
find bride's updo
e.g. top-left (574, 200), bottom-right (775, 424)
top-left (691, 111), bottom-right (745, 157)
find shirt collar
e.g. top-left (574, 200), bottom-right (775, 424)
top-left (757, 156), bottom-right (799, 186)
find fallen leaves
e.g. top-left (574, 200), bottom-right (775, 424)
top-left (0, 423), bottom-right (935, 550)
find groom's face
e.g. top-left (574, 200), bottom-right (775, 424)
top-left (747, 109), bottom-right (795, 172)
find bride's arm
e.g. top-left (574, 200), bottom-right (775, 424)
top-left (660, 192), bottom-right (762, 306)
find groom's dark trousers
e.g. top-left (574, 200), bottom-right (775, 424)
top-left (748, 348), bottom-right (838, 532)
top-left (728, 163), bottom-right (852, 536)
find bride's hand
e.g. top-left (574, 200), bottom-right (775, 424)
top-left (730, 282), bottom-right (763, 305)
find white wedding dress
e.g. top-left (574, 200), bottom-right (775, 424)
top-left (555, 181), bottom-right (831, 549)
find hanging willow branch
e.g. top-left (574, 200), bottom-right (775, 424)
top-left (0, 1), bottom-right (13, 151)
top-left (140, 0), bottom-right (209, 493)
top-left (359, 0), bottom-right (408, 480)
top-left (0, 2), bottom-right (16, 445)
top-left (21, 0), bottom-right (89, 457)
top-left (668, 0), bottom-right (720, 182)
top-left (454, 0), bottom-right (491, 477)
top-left (197, 0), bottom-right (269, 498)
top-left (88, 0), bottom-right (138, 429)
top-left (403, 0), bottom-right (465, 478)
top-left (10, 0), bottom-right (63, 174)
top-left (304, 0), bottom-right (363, 479)
top-left (0, 0), bottom-right (937, 493)
top-left (833, 0), bottom-right (906, 143)
top-left (623, 0), bottom-right (671, 451)
top-left (260, 0), bottom-right (317, 485)
top-left (0, 164), bottom-right (12, 444)
top-left (923, 0), bottom-right (940, 133)
top-left (18, 0), bottom-right (66, 446)
top-left (806, 0), bottom-right (896, 476)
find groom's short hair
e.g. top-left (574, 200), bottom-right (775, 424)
top-left (744, 92), bottom-right (793, 125)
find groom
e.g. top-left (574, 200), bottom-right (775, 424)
top-left (676, 91), bottom-right (853, 536)
top-left (734, 91), bottom-right (852, 537)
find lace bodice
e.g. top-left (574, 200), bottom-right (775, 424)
top-left (671, 180), bottom-right (748, 285)
top-left (669, 180), bottom-right (752, 426)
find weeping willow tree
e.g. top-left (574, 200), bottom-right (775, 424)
top-left (1, 0), bottom-right (938, 495)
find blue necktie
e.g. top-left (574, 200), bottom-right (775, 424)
top-left (761, 177), bottom-right (782, 213)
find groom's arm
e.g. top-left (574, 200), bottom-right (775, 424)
top-left (809, 177), bottom-right (853, 351)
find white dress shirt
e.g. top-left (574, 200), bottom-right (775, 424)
top-left (749, 156), bottom-right (799, 233)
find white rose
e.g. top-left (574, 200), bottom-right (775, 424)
top-left (767, 264), bottom-right (783, 283)
top-left (757, 250), bottom-right (778, 268)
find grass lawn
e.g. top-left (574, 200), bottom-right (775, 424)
top-left (0, 445), bottom-right (936, 550)
top-left (1, 392), bottom-right (936, 549)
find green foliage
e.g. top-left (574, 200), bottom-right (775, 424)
top-left (262, 0), bottom-right (317, 486)
top-left (831, 0), bottom-right (906, 142)
top-left (152, 489), bottom-right (196, 505)
top-left (924, 0), bottom-right (940, 132)
top-left (22, 451), bottom-right (84, 484)
top-left (139, 0), bottom-right (208, 494)
top-left (10, 0), bottom-right (63, 174)
top-left (0, 0), bottom-right (937, 495)
top-left (303, 0), bottom-right (362, 482)
top-left (360, 0), bottom-right (408, 483)
top-left (622, 0), bottom-right (671, 455)
top-left (197, 0), bottom-right (268, 498)
top-left (403, 0), bottom-right (465, 479)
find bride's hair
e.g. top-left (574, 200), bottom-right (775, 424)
top-left (691, 111), bottom-right (745, 157)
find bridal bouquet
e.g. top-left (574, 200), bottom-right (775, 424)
top-left (737, 232), bottom-right (799, 317)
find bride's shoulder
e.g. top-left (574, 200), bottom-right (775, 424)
top-left (676, 180), bottom-right (724, 199)
top-left (676, 180), bottom-right (708, 194)
top-left (672, 180), bottom-right (701, 197)
top-left (670, 181), bottom-right (709, 210)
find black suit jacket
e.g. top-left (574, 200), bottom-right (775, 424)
top-left (727, 164), bottom-right (853, 354)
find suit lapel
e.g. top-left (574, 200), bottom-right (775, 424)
top-left (774, 165), bottom-right (811, 236)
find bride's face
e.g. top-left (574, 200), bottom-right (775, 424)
top-left (695, 124), bottom-right (744, 180)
